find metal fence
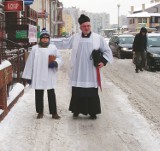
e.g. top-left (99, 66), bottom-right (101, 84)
top-left (0, 47), bottom-right (32, 92)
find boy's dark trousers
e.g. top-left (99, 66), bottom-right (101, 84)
top-left (35, 89), bottom-right (57, 114)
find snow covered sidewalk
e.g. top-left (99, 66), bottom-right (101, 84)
top-left (0, 50), bottom-right (160, 151)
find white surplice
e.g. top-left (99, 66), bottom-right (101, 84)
top-left (22, 44), bottom-right (63, 89)
top-left (62, 32), bottom-right (113, 88)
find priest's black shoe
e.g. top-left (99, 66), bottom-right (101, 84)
top-left (73, 113), bottom-right (79, 118)
top-left (90, 115), bottom-right (97, 120)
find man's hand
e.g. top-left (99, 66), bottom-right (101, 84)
top-left (98, 62), bottom-right (104, 68)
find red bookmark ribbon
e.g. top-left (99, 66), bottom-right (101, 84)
top-left (96, 67), bottom-right (102, 91)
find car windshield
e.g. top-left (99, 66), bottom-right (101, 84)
top-left (119, 37), bottom-right (134, 44)
top-left (148, 36), bottom-right (160, 47)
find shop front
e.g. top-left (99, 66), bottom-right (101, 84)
top-left (0, 1), bottom-right (5, 51)
top-left (4, 0), bottom-right (38, 48)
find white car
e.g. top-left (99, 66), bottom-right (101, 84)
top-left (104, 37), bottom-right (110, 44)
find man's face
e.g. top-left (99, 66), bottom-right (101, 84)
top-left (80, 22), bottom-right (91, 35)
top-left (142, 32), bottom-right (146, 36)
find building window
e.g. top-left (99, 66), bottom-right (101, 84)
top-left (129, 18), bottom-right (134, 24)
top-left (138, 18), bottom-right (147, 23)
top-left (155, 17), bottom-right (159, 23)
top-left (151, 17), bottom-right (155, 23)
top-left (143, 18), bottom-right (147, 23)
top-left (138, 18), bottom-right (142, 23)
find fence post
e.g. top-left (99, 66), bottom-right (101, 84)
top-left (17, 48), bottom-right (20, 82)
top-left (22, 48), bottom-right (26, 85)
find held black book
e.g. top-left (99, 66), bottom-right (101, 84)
top-left (91, 49), bottom-right (103, 67)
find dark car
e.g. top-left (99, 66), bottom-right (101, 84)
top-left (109, 34), bottom-right (135, 59)
top-left (145, 33), bottom-right (160, 71)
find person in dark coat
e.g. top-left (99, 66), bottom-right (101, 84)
top-left (132, 27), bottom-right (147, 73)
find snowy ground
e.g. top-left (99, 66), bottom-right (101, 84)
top-left (0, 50), bottom-right (160, 151)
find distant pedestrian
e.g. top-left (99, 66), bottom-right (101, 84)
top-left (22, 28), bottom-right (63, 119)
top-left (133, 27), bottom-right (147, 73)
top-left (61, 14), bottom-right (113, 119)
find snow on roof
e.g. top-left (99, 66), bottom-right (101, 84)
top-left (133, 2), bottom-right (160, 12)
top-left (149, 13), bottom-right (160, 16)
top-left (0, 60), bottom-right (11, 70)
top-left (127, 11), bottom-right (160, 18)
top-left (127, 11), bottom-right (150, 18)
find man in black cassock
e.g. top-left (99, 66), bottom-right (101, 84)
top-left (62, 14), bottom-right (113, 119)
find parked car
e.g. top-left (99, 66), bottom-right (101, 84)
top-left (144, 33), bottom-right (160, 71)
top-left (104, 37), bottom-right (110, 44)
top-left (109, 34), bottom-right (135, 59)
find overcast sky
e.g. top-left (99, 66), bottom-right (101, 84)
top-left (60, 0), bottom-right (151, 24)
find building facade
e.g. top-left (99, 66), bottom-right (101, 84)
top-left (127, 3), bottom-right (160, 32)
top-left (0, 1), bottom-right (4, 50)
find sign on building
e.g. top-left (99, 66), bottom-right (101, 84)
top-left (37, 12), bottom-right (48, 18)
top-left (28, 24), bottom-right (37, 42)
top-left (16, 30), bottom-right (27, 39)
top-left (4, 1), bottom-right (24, 12)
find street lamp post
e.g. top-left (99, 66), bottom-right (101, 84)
top-left (50, 0), bottom-right (58, 37)
top-left (50, 0), bottom-right (63, 37)
top-left (117, 4), bottom-right (120, 35)
top-left (50, 0), bottom-right (55, 37)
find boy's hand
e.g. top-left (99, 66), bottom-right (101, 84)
top-left (26, 79), bottom-right (32, 85)
top-left (48, 61), bottom-right (58, 68)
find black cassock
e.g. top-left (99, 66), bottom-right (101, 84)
top-left (69, 87), bottom-right (101, 115)
top-left (69, 32), bottom-right (108, 116)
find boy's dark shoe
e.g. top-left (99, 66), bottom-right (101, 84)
top-left (140, 68), bottom-right (143, 71)
top-left (37, 113), bottom-right (43, 119)
top-left (52, 113), bottom-right (61, 119)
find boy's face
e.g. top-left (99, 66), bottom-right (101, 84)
top-left (40, 37), bottom-right (50, 43)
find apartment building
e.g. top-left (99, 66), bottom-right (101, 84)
top-left (62, 7), bottom-right (110, 35)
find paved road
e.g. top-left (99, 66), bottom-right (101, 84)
top-left (0, 50), bottom-right (160, 151)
